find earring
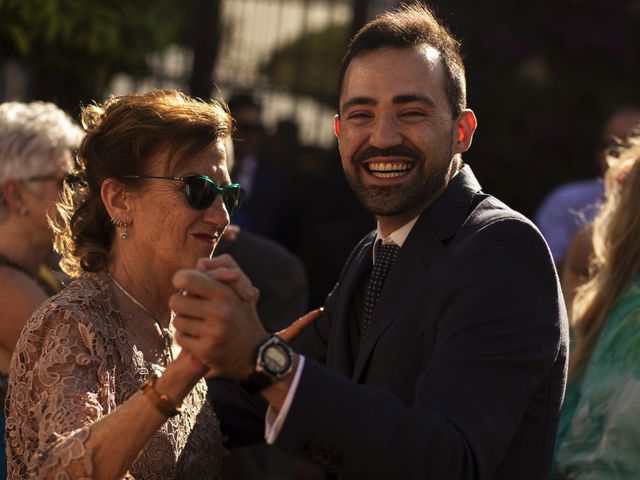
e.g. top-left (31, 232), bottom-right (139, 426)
top-left (120, 222), bottom-right (129, 240)
top-left (19, 206), bottom-right (29, 216)
top-left (111, 217), bottom-right (130, 240)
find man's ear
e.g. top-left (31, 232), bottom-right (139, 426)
top-left (333, 114), bottom-right (340, 138)
top-left (101, 178), bottom-right (131, 223)
top-left (452, 109), bottom-right (477, 154)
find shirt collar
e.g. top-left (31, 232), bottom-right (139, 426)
top-left (372, 216), bottom-right (419, 262)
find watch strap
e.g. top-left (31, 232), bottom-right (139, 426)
top-left (239, 370), bottom-right (276, 395)
top-left (140, 373), bottom-right (182, 417)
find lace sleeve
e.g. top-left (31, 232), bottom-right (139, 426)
top-left (6, 300), bottom-right (117, 479)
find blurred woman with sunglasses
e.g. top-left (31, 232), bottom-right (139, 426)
top-left (553, 130), bottom-right (640, 478)
top-left (5, 90), bottom-right (248, 479)
top-left (0, 101), bottom-right (82, 475)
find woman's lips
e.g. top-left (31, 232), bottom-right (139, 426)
top-left (192, 233), bottom-right (219, 244)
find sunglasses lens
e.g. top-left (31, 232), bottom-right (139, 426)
top-left (184, 177), bottom-right (244, 215)
top-left (222, 186), bottom-right (244, 215)
top-left (185, 177), bottom-right (215, 209)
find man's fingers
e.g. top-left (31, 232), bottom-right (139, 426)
top-left (196, 254), bottom-right (239, 271)
top-left (169, 292), bottom-right (211, 319)
top-left (172, 311), bottom-right (207, 338)
top-left (277, 307), bottom-right (324, 343)
top-left (173, 268), bottom-right (239, 301)
top-left (195, 256), bottom-right (259, 302)
top-left (206, 268), bottom-right (259, 302)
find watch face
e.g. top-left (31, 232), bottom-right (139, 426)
top-left (263, 344), bottom-right (291, 375)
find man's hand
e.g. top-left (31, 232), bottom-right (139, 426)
top-left (170, 265), bottom-right (267, 380)
top-left (171, 255), bottom-right (323, 382)
top-left (195, 255), bottom-right (260, 302)
top-left (197, 255), bottom-right (323, 343)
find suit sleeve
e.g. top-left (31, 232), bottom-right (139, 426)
top-left (274, 217), bottom-right (568, 479)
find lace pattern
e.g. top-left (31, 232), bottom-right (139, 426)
top-left (5, 272), bottom-right (223, 479)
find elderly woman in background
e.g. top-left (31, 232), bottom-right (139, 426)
top-left (553, 131), bottom-right (640, 478)
top-left (5, 90), bottom-right (249, 479)
top-left (0, 101), bottom-right (83, 472)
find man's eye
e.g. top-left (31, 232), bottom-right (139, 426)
top-left (401, 110), bottom-right (426, 117)
top-left (347, 111), bottom-right (373, 120)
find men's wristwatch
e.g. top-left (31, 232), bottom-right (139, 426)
top-left (240, 335), bottom-right (294, 394)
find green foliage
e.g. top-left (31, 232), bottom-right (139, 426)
top-left (260, 22), bottom-right (349, 108)
top-left (0, 0), bottom-right (189, 105)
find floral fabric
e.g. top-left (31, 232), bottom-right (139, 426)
top-left (5, 272), bottom-right (223, 479)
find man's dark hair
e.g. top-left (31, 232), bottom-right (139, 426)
top-left (338, 3), bottom-right (466, 117)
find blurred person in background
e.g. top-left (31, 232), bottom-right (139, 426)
top-left (227, 91), bottom-right (298, 250)
top-left (553, 130), bottom-right (640, 478)
top-left (4, 90), bottom-right (253, 479)
top-left (0, 101), bottom-right (83, 475)
top-left (216, 137), bottom-right (309, 334)
top-left (535, 106), bottom-right (640, 273)
top-left (559, 108), bottom-right (640, 319)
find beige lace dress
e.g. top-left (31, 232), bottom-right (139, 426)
top-left (5, 272), bottom-right (224, 479)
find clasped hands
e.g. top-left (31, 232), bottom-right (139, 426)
top-left (169, 255), bottom-right (321, 380)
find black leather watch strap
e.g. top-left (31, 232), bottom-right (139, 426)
top-left (239, 370), bottom-right (276, 395)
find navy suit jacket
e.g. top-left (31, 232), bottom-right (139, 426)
top-left (211, 165), bottom-right (568, 479)
top-left (273, 165), bottom-right (568, 479)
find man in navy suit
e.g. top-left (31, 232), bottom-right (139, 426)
top-left (172, 4), bottom-right (568, 479)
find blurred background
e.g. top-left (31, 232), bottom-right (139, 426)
top-left (1, 0), bottom-right (639, 306)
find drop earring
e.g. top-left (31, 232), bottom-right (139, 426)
top-left (19, 206), bottom-right (29, 216)
top-left (120, 222), bottom-right (129, 240)
top-left (111, 217), bottom-right (130, 240)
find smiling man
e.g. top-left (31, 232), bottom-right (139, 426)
top-left (172, 4), bottom-right (568, 479)
top-left (336, 42), bottom-right (476, 235)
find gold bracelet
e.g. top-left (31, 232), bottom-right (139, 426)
top-left (140, 373), bottom-right (182, 417)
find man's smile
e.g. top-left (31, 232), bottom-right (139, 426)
top-left (364, 160), bottom-right (415, 178)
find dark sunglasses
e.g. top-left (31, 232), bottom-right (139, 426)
top-left (119, 175), bottom-right (244, 215)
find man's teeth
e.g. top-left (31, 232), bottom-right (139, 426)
top-left (367, 162), bottom-right (413, 177)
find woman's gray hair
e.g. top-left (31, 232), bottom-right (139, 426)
top-left (0, 101), bottom-right (83, 182)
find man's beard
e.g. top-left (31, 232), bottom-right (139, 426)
top-left (345, 144), bottom-right (452, 217)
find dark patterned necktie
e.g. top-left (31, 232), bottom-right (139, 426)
top-left (360, 240), bottom-right (400, 340)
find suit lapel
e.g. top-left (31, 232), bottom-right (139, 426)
top-left (352, 165), bottom-right (483, 382)
top-left (327, 233), bottom-right (375, 377)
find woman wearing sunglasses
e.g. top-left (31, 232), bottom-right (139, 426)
top-left (5, 90), bottom-right (249, 479)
